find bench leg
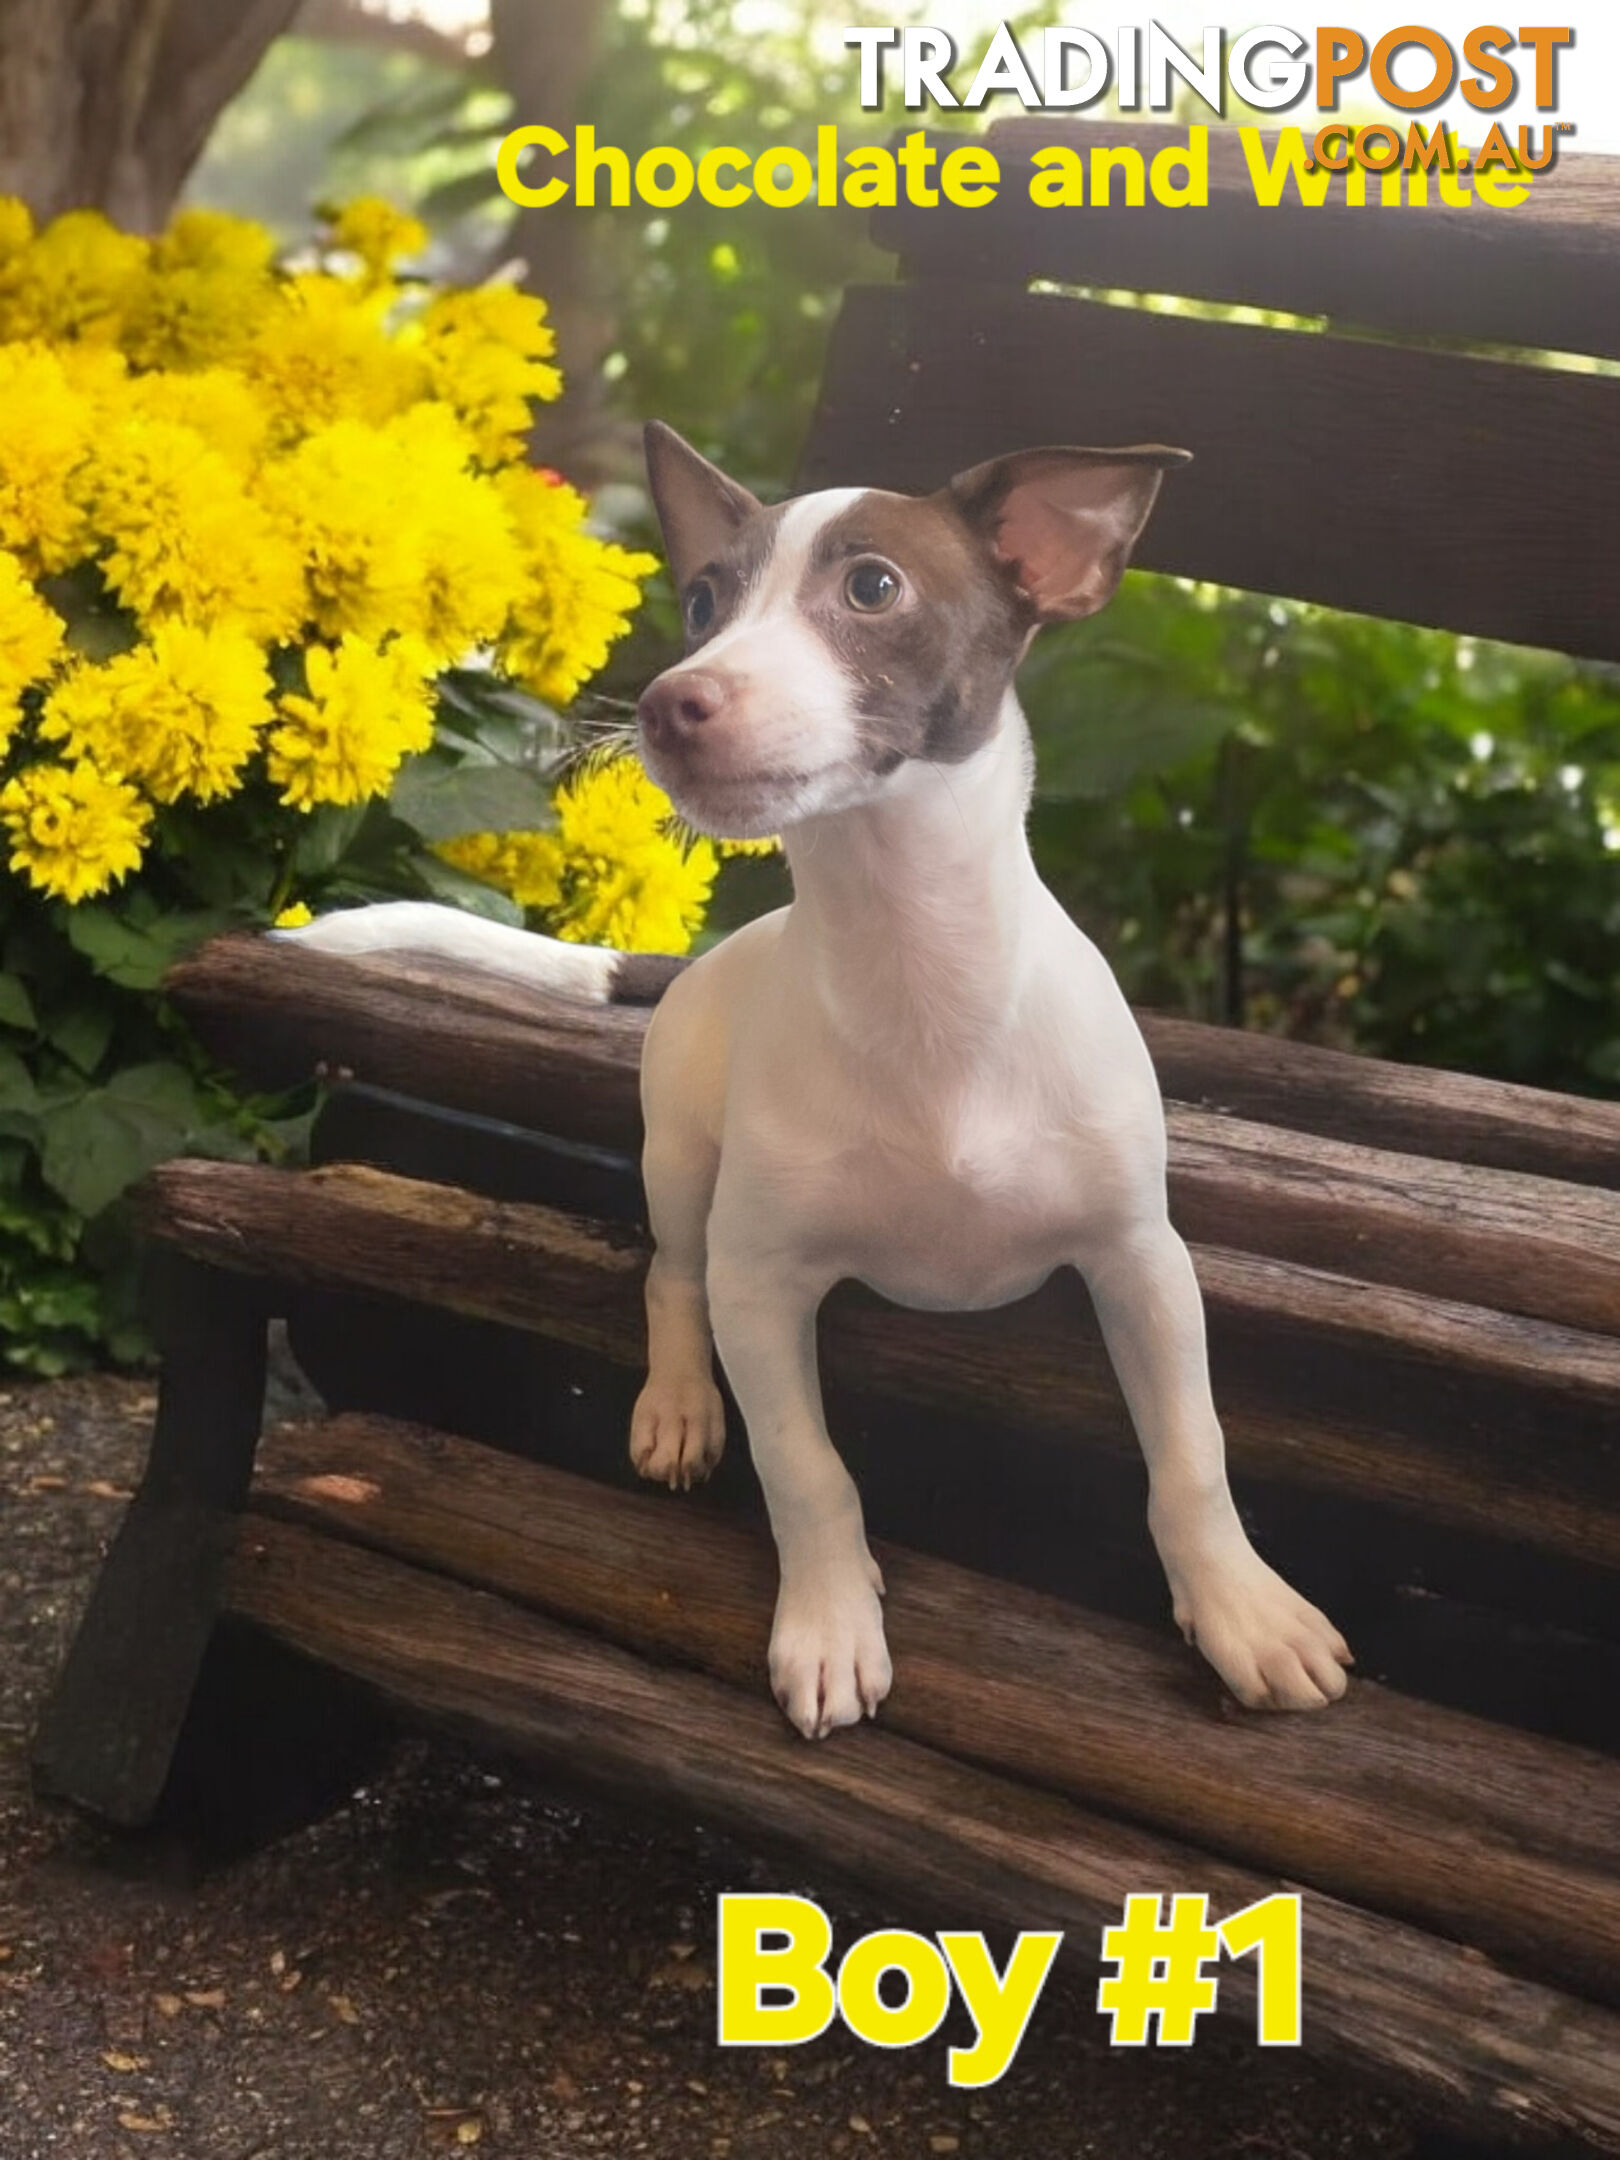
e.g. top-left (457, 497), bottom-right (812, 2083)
top-left (32, 1250), bottom-right (270, 1827)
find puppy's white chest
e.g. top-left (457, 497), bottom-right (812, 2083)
top-left (771, 1092), bottom-right (1087, 1312)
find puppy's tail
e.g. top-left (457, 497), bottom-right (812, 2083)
top-left (272, 899), bottom-right (688, 1008)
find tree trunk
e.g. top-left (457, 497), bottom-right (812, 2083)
top-left (488, 0), bottom-right (621, 480)
top-left (0, 0), bottom-right (303, 230)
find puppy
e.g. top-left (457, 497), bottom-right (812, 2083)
top-left (285, 421), bottom-right (1352, 1738)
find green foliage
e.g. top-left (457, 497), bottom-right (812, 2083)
top-left (0, 643), bottom-right (561, 1376)
top-left (1021, 579), bottom-right (1620, 1093)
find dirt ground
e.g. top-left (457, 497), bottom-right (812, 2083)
top-left (0, 1369), bottom-right (1429, 2160)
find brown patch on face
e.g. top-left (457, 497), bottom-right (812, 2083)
top-left (801, 491), bottom-right (1032, 771)
top-left (678, 502), bottom-right (794, 653)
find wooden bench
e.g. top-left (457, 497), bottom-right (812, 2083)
top-left (34, 118), bottom-right (1620, 2154)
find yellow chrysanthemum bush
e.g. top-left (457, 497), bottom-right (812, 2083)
top-left (0, 195), bottom-right (716, 1372)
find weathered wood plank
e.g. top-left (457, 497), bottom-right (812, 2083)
top-left (137, 1157), bottom-right (1620, 1568)
top-left (1166, 1106), bottom-right (1620, 1335)
top-left (31, 1253), bottom-right (270, 1825)
top-left (165, 940), bottom-right (1620, 1326)
top-left (800, 282), bottom-right (1620, 663)
top-left (1139, 1011), bottom-right (1620, 1190)
top-left (223, 1516), bottom-right (1620, 2148)
top-left (864, 120), bottom-right (1620, 363)
top-left (234, 1468), bottom-right (1620, 2039)
top-left (169, 935), bottom-right (1620, 1189)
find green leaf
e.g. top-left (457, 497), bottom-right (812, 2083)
top-left (434, 674), bottom-right (565, 768)
top-left (45, 998), bottom-right (115, 1077)
top-left (290, 804), bottom-right (370, 878)
top-left (417, 168), bottom-right (506, 223)
top-left (332, 73), bottom-right (485, 156)
top-left (0, 1047), bottom-right (39, 1120)
top-left (38, 1061), bottom-right (202, 1217)
top-left (389, 754), bottom-right (556, 843)
top-left (65, 905), bottom-right (229, 990)
top-left (412, 852), bottom-right (524, 926)
top-left (1031, 684), bottom-right (1240, 801)
top-left (0, 974), bottom-right (35, 1032)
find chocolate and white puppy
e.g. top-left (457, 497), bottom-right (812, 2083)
top-left (284, 422), bottom-right (1352, 1737)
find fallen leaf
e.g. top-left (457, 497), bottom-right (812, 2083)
top-left (455, 2122), bottom-right (483, 2147)
top-left (26, 1474), bottom-right (67, 1492)
top-left (269, 1950), bottom-right (286, 1977)
top-left (929, 2140), bottom-right (961, 2155)
top-left (82, 1480), bottom-right (133, 1501)
top-left (102, 2050), bottom-right (148, 2072)
top-left (850, 2117), bottom-right (873, 2136)
top-left (151, 1994), bottom-right (182, 2019)
top-left (183, 1989), bottom-right (225, 2010)
top-left (328, 1993), bottom-right (359, 2024)
top-left (296, 1473), bottom-right (380, 1506)
top-left (117, 2107), bottom-right (174, 2133)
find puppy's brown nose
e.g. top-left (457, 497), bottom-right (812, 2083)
top-left (638, 670), bottom-right (725, 753)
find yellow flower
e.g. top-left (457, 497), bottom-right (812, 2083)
top-left (419, 285), bottom-right (563, 465)
top-left (550, 755), bottom-right (715, 950)
top-left (122, 366), bottom-right (270, 475)
top-left (0, 548), bottom-right (65, 749)
top-left (379, 404), bottom-right (528, 661)
top-left (444, 757), bottom-right (715, 954)
top-left (274, 901), bottom-right (313, 928)
top-left (156, 209), bottom-right (279, 281)
top-left (260, 417), bottom-right (419, 644)
top-left (0, 344), bottom-right (93, 574)
top-left (247, 273), bottom-right (422, 442)
top-left (268, 634), bottom-right (437, 809)
top-left (85, 411), bottom-right (305, 639)
top-left (0, 209), bottom-right (148, 346)
top-left (438, 829), bottom-right (565, 912)
top-left (0, 758), bottom-right (150, 902)
top-left (327, 198), bottom-right (428, 279)
top-left (497, 469), bottom-right (658, 706)
top-left (42, 623), bottom-right (273, 805)
top-left (264, 407), bottom-right (527, 661)
top-left (0, 198), bottom-right (34, 264)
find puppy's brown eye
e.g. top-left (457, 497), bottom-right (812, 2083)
top-left (685, 580), bottom-right (715, 634)
top-left (844, 561), bottom-right (900, 613)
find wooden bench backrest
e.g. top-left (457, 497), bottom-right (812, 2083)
top-left (799, 120), bottom-right (1620, 661)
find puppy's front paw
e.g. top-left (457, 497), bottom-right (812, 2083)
top-left (630, 1375), bottom-right (726, 1489)
top-left (769, 1551), bottom-right (891, 1740)
top-left (1169, 1542), bottom-right (1352, 1711)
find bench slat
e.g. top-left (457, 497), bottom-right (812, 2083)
top-left (164, 942), bottom-right (1620, 1335)
top-left (242, 1414), bottom-right (1620, 2012)
top-left (137, 1159), bottom-right (1620, 1568)
top-left (168, 936), bottom-right (1620, 1189)
top-left (224, 1507), bottom-right (1620, 2150)
top-left (866, 121), bottom-right (1620, 363)
top-left (800, 281), bottom-right (1620, 661)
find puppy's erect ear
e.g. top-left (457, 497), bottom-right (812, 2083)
top-left (947, 444), bottom-right (1191, 622)
top-left (643, 420), bottom-right (762, 591)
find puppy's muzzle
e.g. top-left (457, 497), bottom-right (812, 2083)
top-left (638, 670), bottom-right (726, 756)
